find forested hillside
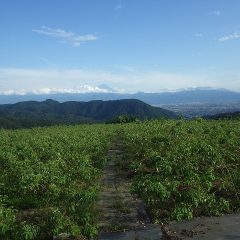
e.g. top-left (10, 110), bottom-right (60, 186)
top-left (0, 99), bottom-right (176, 128)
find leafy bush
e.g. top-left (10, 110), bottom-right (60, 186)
top-left (121, 119), bottom-right (240, 222)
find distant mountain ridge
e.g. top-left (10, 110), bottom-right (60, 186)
top-left (0, 99), bottom-right (176, 128)
top-left (0, 88), bottom-right (240, 105)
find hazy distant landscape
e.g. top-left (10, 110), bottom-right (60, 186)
top-left (160, 102), bottom-right (240, 118)
top-left (1, 87), bottom-right (240, 120)
top-left (1, 0), bottom-right (240, 239)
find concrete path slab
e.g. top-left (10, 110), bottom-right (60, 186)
top-left (164, 213), bottom-right (240, 239)
top-left (99, 224), bottom-right (163, 240)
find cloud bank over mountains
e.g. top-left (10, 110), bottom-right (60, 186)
top-left (0, 85), bottom-right (113, 96)
top-left (0, 68), bottom-right (240, 95)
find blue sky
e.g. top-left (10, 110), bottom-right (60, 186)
top-left (0, 0), bottom-right (240, 94)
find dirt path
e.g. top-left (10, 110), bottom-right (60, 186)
top-left (97, 139), bottom-right (163, 240)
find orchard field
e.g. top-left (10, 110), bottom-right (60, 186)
top-left (0, 125), bottom-right (116, 239)
top-left (121, 119), bottom-right (240, 223)
top-left (0, 119), bottom-right (240, 239)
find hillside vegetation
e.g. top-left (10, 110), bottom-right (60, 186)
top-left (0, 124), bottom-right (115, 239)
top-left (0, 99), bottom-right (176, 128)
top-left (121, 119), bottom-right (240, 222)
top-left (0, 119), bottom-right (239, 239)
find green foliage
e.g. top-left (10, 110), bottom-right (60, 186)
top-left (121, 119), bottom-right (240, 223)
top-left (106, 115), bottom-right (140, 124)
top-left (1, 118), bottom-right (240, 238)
top-left (0, 203), bottom-right (16, 235)
top-left (0, 124), bottom-right (116, 239)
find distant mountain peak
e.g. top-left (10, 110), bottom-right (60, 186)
top-left (0, 87), bottom-right (240, 105)
top-left (97, 84), bottom-right (116, 92)
top-left (177, 87), bottom-right (230, 92)
top-left (45, 99), bottom-right (59, 103)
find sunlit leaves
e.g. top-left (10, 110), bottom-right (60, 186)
top-left (0, 124), bottom-right (116, 239)
top-left (121, 119), bottom-right (240, 222)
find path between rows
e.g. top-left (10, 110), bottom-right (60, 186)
top-left (96, 139), bottom-right (240, 240)
top-left (96, 139), bottom-right (163, 240)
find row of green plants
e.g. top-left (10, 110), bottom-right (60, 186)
top-left (0, 124), bottom-right (116, 239)
top-left (121, 119), bottom-right (240, 222)
top-left (1, 118), bottom-right (240, 238)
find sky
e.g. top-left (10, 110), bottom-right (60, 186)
top-left (0, 0), bottom-right (240, 94)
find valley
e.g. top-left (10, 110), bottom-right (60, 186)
top-left (159, 102), bottom-right (240, 118)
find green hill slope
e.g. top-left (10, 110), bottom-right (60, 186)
top-left (0, 99), bottom-right (176, 128)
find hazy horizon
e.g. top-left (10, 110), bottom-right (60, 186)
top-left (1, 85), bottom-right (240, 96)
top-left (1, 0), bottom-right (240, 94)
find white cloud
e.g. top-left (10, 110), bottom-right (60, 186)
top-left (209, 10), bottom-right (221, 16)
top-left (0, 68), bottom-right (239, 94)
top-left (0, 86), bottom-right (111, 95)
top-left (218, 32), bottom-right (240, 42)
top-left (32, 26), bottom-right (98, 47)
top-left (115, 4), bottom-right (125, 10)
top-left (194, 33), bottom-right (203, 38)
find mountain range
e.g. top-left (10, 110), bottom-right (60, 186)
top-left (0, 88), bottom-right (240, 105)
top-left (0, 99), bottom-right (176, 129)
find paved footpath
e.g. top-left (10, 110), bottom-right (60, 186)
top-left (163, 213), bottom-right (240, 240)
